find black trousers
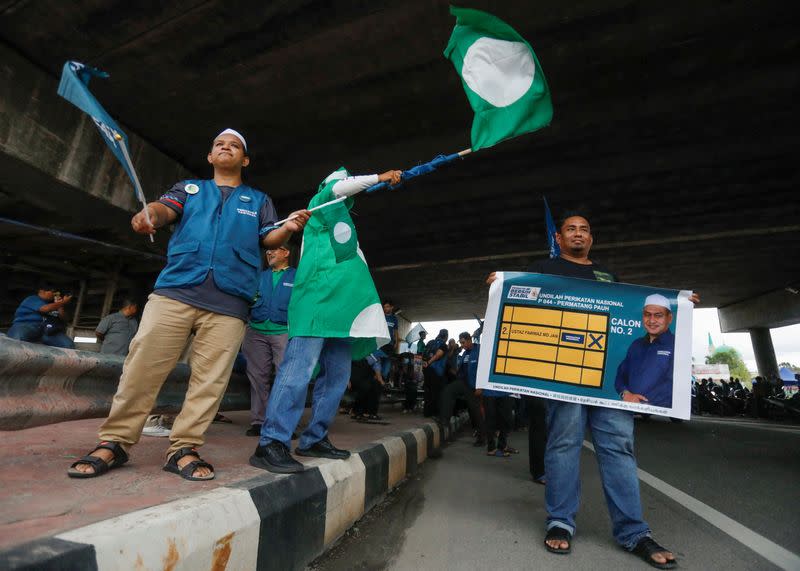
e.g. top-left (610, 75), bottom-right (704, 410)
top-left (526, 396), bottom-right (547, 478)
top-left (423, 368), bottom-right (444, 417)
top-left (403, 381), bottom-right (418, 410)
top-left (484, 395), bottom-right (513, 451)
top-left (351, 376), bottom-right (381, 416)
top-left (439, 379), bottom-right (485, 437)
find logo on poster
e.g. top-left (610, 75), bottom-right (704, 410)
top-left (508, 286), bottom-right (541, 301)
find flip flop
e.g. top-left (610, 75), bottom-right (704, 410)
top-left (630, 537), bottom-right (677, 569)
top-left (544, 527), bottom-right (572, 554)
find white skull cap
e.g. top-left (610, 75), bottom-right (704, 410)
top-left (643, 294), bottom-right (671, 311)
top-left (216, 128), bottom-right (247, 152)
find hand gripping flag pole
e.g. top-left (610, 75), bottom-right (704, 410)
top-left (114, 133), bottom-right (155, 242)
top-left (273, 148), bottom-right (472, 226)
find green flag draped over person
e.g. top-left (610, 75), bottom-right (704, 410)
top-left (250, 167), bottom-right (402, 475)
top-left (288, 167), bottom-right (391, 360)
top-left (444, 5), bottom-right (553, 151)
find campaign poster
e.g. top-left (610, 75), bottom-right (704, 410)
top-left (476, 272), bottom-right (693, 419)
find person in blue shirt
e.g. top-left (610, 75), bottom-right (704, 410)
top-left (241, 244), bottom-right (296, 436)
top-left (374, 299), bottom-right (399, 382)
top-left (438, 331), bottom-right (486, 446)
top-left (68, 129), bottom-right (310, 482)
top-left (7, 284), bottom-right (74, 348)
top-left (422, 329), bottom-right (448, 417)
top-left (460, 332), bottom-right (515, 457)
top-left (615, 294), bottom-right (676, 408)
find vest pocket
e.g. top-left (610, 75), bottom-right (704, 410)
top-left (233, 245), bottom-right (261, 268)
top-left (168, 240), bottom-right (200, 256)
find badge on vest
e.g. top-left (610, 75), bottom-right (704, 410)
top-left (185, 183), bottom-right (199, 195)
top-left (240, 195), bottom-right (252, 202)
top-left (657, 350), bottom-right (671, 356)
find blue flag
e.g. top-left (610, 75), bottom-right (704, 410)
top-left (543, 196), bottom-right (560, 259)
top-left (57, 61), bottom-right (136, 188)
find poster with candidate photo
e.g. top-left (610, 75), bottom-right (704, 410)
top-left (476, 272), bottom-right (693, 419)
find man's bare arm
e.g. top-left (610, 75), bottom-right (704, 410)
top-left (131, 202), bottom-right (178, 235)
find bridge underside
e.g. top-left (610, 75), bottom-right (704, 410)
top-left (1, 0), bottom-right (798, 324)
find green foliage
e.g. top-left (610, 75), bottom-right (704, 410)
top-left (779, 362), bottom-right (800, 373)
top-left (706, 346), bottom-right (751, 381)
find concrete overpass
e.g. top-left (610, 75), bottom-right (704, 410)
top-left (1, 1), bottom-right (798, 372)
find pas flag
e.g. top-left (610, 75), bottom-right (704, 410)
top-left (57, 61), bottom-right (138, 191)
top-left (444, 6), bottom-right (553, 151)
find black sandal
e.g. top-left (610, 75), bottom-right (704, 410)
top-left (67, 441), bottom-right (129, 479)
top-left (544, 527), bottom-right (572, 554)
top-left (631, 537), bottom-right (677, 569)
top-left (163, 447), bottom-right (215, 481)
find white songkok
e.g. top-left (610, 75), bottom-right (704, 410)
top-left (216, 128), bottom-right (247, 152)
top-left (643, 294), bottom-right (671, 312)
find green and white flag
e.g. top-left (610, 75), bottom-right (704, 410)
top-left (444, 6), bottom-right (553, 151)
top-left (288, 168), bottom-right (390, 360)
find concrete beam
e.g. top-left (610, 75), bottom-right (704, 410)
top-left (718, 289), bottom-right (800, 333)
top-left (0, 44), bottom-right (192, 212)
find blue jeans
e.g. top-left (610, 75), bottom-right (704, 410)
top-left (7, 322), bottom-right (75, 349)
top-left (544, 401), bottom-right (650, 549)
top-left (373, 348), bottom-right (392, 380)
top-left (260, 336), bottom-right (351, 450)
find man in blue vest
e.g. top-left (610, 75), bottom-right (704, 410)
top-left (242, 244), bottom-right (296, 436)
top-left (67, 129), bottom-right (310, 482)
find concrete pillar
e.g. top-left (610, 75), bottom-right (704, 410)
top-left (749, 327), bottom-right (779, 379)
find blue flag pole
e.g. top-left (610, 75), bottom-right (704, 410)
top-left (365, 148), bottom-right (471, 194)
top-left (543, 196), bottom-right (559, 259)
top-left (274, 148), bottom-right (472, 226)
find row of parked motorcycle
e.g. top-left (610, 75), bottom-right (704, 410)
top-left (692, 377), bottom-right (800, 421)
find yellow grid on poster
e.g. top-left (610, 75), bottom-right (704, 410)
top-left (495, 305), bottom-right (609, 387)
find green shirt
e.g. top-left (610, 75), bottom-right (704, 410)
top-left (249, 267), bottom-right (290, 335)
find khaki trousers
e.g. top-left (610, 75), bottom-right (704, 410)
top-left (99, 294), bottom-right (246, 456)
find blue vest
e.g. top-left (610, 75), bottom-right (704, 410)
top-left (154, 180), bottom-right (267, 300)
top-left (250, 267), bottom-right (296, 325)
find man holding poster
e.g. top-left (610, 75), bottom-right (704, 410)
top-left (484, 213), bottom-right (696, 569)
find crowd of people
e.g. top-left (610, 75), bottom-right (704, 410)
top-left (1, 129), bottom-right (696, 568)
top-left (693, 375), bottom-right (796, 419)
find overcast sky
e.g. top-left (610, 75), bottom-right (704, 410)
top-left (419, 308), bottom-right (800, 373)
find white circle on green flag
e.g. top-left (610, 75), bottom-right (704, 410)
top-left (333, 221), bottom-right (352, 244)
top-left (462, 37), bottom-right (535, 108)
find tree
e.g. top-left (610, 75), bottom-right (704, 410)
top-left (706, 346), bottom-right (751, 381)
top-left (779, 362), bottom-right (800, 373)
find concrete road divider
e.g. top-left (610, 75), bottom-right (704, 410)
top-left (0, 337), bottom-right (249, 430)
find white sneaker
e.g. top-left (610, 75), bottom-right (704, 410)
top-left (141, 415), bottom-right (171, 438)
